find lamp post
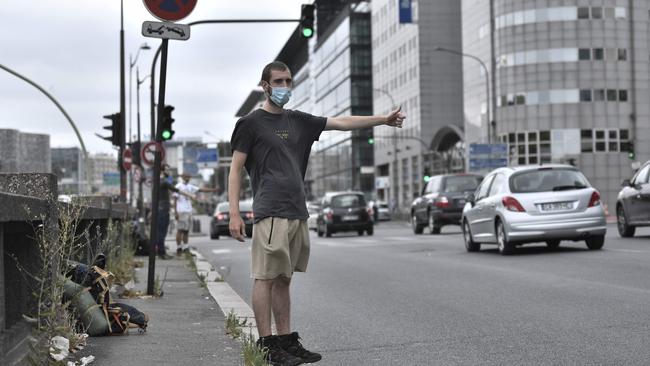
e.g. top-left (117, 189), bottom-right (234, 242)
top-left (434, 47), bottom-right (494, 144)
top-left (128, 43), bottom-right (150, 206)
top-left (136, 67), bottom-right (151, 217)
top-left (373, 88), bottom-right (399, 210)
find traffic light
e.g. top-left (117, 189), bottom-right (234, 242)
top-left (423, 167), bottom-right (431, 182)
top-left (102, 112), bottom-right (121, 146)
top-left (628, 142), bottom-right (635, 160)
top-left (300, 4), bottom-right (315, 38)
top-left (160, 105), bottom-right (175, 141)
top-left (367, 137), bottom-right (374, 145)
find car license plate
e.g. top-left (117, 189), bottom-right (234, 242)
top-left (342, 215), bottom-right (358, 221)
top-left (540, 202), bottom-right (573, 211)
top-left (456, 199), bottom-right (466, 207)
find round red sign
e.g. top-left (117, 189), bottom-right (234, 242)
top-left (122, 148), bottom-right (133, 171)
top-left (143, 0), bottom-right (197, 22)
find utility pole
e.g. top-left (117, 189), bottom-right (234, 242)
top-left (119, 0), bottom-right (127, 202)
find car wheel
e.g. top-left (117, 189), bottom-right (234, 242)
top-left (616, 206), bottom-right (635, 238)
top-left (366, 226), bottom-right (374, 236)
top-left (546, 240), bottom-right (560, 250)
top-left (412, 214), bottom-right (424, 234)
top-left (462, 220), bottom-right (480, 252)
top-left (357, 229), bottom-right (364, 236)
top-left (210, 232), bottom-right (219, 240)
top-left (317, 228), bottom-right (324, 237)
top-left (586, 235), bottom-right (605, 250)
top-left (496, 221), bottom-right (514, 255)
top-left (428, 213), bottom-right (441, 235)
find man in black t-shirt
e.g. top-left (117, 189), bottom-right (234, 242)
top-left (228, 61), bottom-right (405, 366)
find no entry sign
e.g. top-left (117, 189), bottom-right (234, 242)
top-left (143, 0), bottom-right (197, 22)
top-left (122, 148), bottom-right (133, 171)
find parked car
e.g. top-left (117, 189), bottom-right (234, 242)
top-left (210, 201), bottom-right (254, 240)
top-left (616, 160), bottom-right (650, 237)
top-left (376, 201), bottom-right (391, 221)
top-left (462, 165), bottom-right (607, 255)
top-left (411, 173), bottom-right (483, 234)
top-left (307, 201), bottom-right (321, 232)
top-left (317, 191), bottom-right (373, 237)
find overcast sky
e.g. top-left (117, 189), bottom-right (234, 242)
top-left (0, 0), bottom-right (308, 155)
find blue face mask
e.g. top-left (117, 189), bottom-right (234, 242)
top-left (269, 87), bottom-right (291, 107)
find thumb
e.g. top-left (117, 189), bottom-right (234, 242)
top-left (395, 105), bottom-right (401, 114)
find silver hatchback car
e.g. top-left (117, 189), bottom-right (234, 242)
top-left (462, 165), bottom-right (607, 255)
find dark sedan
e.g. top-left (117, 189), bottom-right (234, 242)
top-left (317, 192), bottom-right (373, 237)
top-left (210, 201), bottom-right (254, 240)
top-left (616, 160), bottom-right (650, 237)
top-left (411, 173), bottom-right (483, 234)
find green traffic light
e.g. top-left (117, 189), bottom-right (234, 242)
top-left (302, 28), bottom-right (313, 38)
top-left (423, 176), bottom-right (431, 182)
top-left (162, 130), bottom-right (172, 140)
top-left (628, 151), bottom-right (635, 160)
top-left (368, 138), bottom-right (374, 145)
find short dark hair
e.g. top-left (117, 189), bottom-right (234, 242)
top-left (261, 61), bottom-right (290, 83)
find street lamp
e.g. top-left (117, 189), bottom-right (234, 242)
top-left (434, 47), bottom-right (494, 144)
top-left (128, 43), bottom-right (150, 206)
top-left (373, 88), bottom-right (399, 209)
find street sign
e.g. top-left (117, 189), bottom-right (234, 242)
top-left (141, 141), bottom-right (166, 167)
top-left (142, 0), bottom-right (197, 22)
top-left (468, 143), bottom-right (508, 172)
top-left (122, 148), bottom-right (133, 171)
top-left (133, 165), bottom-right (143, 183)
top-left (196, 148), bottom-right (219, 169)
top-left (142, 21), bottom-right (191, 40)
top-left (103, 172), bottom-right (120, 186)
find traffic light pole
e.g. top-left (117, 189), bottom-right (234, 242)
top-left (147, 38), bottom-right (169, 296)
top-left (119, 0), bottom-right (127, 202)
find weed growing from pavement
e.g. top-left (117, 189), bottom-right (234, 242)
top-left (10, 202), bottom-right (88, 365)
top-left (102, 220), bottom-right (136, 286)
top-left (241, 331), bottom-right (270, 366)
top-left (225, 309), bottom-right (248, 339)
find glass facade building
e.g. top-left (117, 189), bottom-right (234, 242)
top-left (462, 0), bottom-right (650, 213)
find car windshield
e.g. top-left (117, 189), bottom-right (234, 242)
top-left (442, 176), bottom-right (481, 193)
top-left (216, 202), bottom-right (229, 212)
top-left (510, 168), bottom-right (590, 193)
top-left (331, 194), bottom-right (366, 208)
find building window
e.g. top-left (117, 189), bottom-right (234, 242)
top-left (582, 129), bottom-right (629, 153)
top-left (579, 48), bottom-right (591, 60)
top-left (619, 90), bottom-right (628, 102)
top-left (607, 89), bottom-right (618, 101)
top-left (618, 48), bottom-right (628, 61)
top-left (578, 7), bottom-right (590, 19)
top-left (580, 89), bottom-right (592, 102)
top-left (593, 89), bottom-right (605, 101)
top-left (593, 48), bottom-right (604, 60)
top-left (591, 7), bottom-right (603, 19)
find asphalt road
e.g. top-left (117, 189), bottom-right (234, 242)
top-left (192, 218), bottom-right (650, 366)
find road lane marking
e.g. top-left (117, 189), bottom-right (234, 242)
top-left (211, 249), bottom-right (233, 255)
top-left (608, 249), bottom-right (649, 254)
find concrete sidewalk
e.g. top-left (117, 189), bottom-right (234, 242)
top-left (79, 248), bottom-right (241, 366)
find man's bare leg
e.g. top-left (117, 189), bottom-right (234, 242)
top-left (252, 279), bottom-right (274, 337)
top-left (272, 276), bottom-right (291, 335)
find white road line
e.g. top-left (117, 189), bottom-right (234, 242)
top-left (211, 249), bottom-right (233, 255)
top-left (608, 249), bottom-right (649, 254)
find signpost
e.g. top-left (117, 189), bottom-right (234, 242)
top-left (141, 141), bottom-right (166, 167)
top-left (141, 0), bottom-right (196, 296)
top-left (195, 148), bottom-right (219, 169)
top-left (469, 143), bottom-right (508, 172)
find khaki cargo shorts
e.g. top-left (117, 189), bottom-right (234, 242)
top-left (176, 212), bottom-right (192, 232)
top-left (251, 217), bottom-right (310, 280)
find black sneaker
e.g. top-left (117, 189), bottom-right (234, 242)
top-left (278, 332), bottom-right (322, 363)
top-left (176, 248), bottom-right (182, 256)
top-left (257, 336), bottom-right (303, 366)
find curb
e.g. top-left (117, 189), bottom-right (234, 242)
top-left (188, 249), bottom-right (260, 341)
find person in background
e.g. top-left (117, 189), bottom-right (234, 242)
top-left (173, 172), bottom-right (218, 255)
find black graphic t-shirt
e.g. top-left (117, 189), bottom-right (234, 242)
top-left (230, 108), bottom-right (327, 223)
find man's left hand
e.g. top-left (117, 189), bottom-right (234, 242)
top-left (385, 106), bottom-right (405, 128)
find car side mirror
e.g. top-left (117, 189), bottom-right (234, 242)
top-left (622, 179), bottom-right (632, 187)
top-left (465, 192), bottom-right (475, 206)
